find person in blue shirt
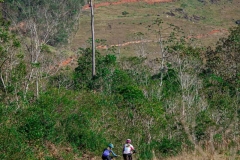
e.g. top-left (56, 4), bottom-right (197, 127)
top-left (102, 143), bottom-right (118, 160)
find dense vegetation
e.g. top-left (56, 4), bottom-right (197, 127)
top-left (3, 0), bottom-right (84, 45)
top-left (0, 0), bottom-right (240, 159)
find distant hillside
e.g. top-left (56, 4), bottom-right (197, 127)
top-left (71, 0), bottom-right (239, 57)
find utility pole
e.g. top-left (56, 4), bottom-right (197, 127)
top-left (90, 0), bottom-right (96, 77)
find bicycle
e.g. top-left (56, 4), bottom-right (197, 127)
top-left (123, 150), bottom-right (136, 160)
top-left (102, 155), bottom-right (118, 160)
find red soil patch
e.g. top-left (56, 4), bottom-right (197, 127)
top-left (187, 29), bottom-right (228, 39)
top-left (49, 56), bottom-right (76, 70)
top-left (83, 0), bottom-right (172, 10)
top-left (97, 39), bottom-right (152, 49)
top-left (59, 57), bottom-right (75, 67)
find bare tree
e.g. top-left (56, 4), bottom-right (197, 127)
top-left (3, 0), bottom-right (84, 99)
top-left (0, 23), bottom-right (23, 105)
top-left (148, 18), bottom-right (182, 86)
top-left (164, 52), bottom-right (208, 157)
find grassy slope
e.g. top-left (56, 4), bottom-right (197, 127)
top-left (66, 1), bottom-right (240, 159)
top-left (70, 0), bottom-right (239, 59)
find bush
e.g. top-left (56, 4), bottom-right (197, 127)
top-left (122, 11), bottom-right (129, 16)
top-left (156, 137), bottom-right (182, 157)
top-left (0, 105), bottom-right (35, 159)
top-left (18, 107), bottom-right (56, 141)
top-left (118, 85), bottom-right (144, 101)
top-left (138, 143), bottom-right (154, 159)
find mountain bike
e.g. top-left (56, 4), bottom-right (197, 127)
top-left (123, 150), bottom-right (136, 160)
top-left (102, 155), bottom-right (118, 160)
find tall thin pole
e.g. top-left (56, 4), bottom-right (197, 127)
top-left (90, 0), bottom-right (96, 77)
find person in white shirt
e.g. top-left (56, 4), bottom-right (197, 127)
top-left (122, 139), bottom-right (136, 160)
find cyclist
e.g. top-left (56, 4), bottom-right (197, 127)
top-left (122, 139), bottom-right (136, 160)
top-left (102, 143), bottom-right (118, 160)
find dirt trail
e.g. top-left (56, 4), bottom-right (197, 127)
top-left (83, 0), bottom-right (172, 10)
top-left (187, 29), bottom-right (228, 39)
top-left (59, 29), bottom-right (228, 67)
top-left (96, 28), bottom-right (228, 49)
top-left (58, 28), bottom-right (228, 67)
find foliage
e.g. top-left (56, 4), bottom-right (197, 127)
top-left (18, 107), bottom-right (56, 140)
top-left (63, 113), bottom-right (107, 152)
top-left (74, 48), bottom-right (94, 89)
top-left (1, 12), bottom-right (240, 159)
top-left (204, 25), bottom-right (240, 89)
top-left (118, 85), bottom-right (144, 101)
top-left (4, 0), bottom-right (85, 45)
top-left (195, 111), bottom-right (214, 141)
top-left (155, 137), bottom-right (182, 157)
top-left (74, 47), bottom-right (117, 91)
top-left (122, 11), bottom-right (129, 16)
top-left (0, 18), bottom-right (25, 103)
top-left (0, 90), bottom-right (109, 159)
top-left (161, 65), bottom-right (180, 99)
top-left (138, 142), bottom-right (154, 159)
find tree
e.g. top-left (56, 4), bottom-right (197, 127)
top-left (202, 25), bottom-right (240, 154)
top-left (205, 25), bottom-right (240, 88)
top-left (0, 18), bottom-right (23, 105)
top-left (3, 0), bottom-right (84, 98)
top-left (164, 45), bottom-right (208, 157)
top-left (74, 47), bottom-right (117, 92)
top-left (148, 18), bottom-right (183, 86)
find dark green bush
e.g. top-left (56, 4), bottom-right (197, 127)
top-left (118, 85), bottom-right (144, 101)
top-left (18, 107), bottom-right (55, 141)
top-left (63, 113), bottom-right (107, 153)
top-left (156, 137), bottom-right (182, 157)
top-left (138, 142), bottom-right (154, 159)
top-left (0, 106), bottom-right (34, 159)
top-left (122, 11), bottom-right (129, 16)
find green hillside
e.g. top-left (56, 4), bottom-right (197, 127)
top-left (71, 0), bottom-right (239, 55)
top-left (0, 0), bottom-right (240, 159)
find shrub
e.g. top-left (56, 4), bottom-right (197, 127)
top-left (118, 85), bottom-right (144, 101)
top-left (63, 113), bottom-right (107, 153)
top-left (138, 143), bottom-right (154, 159)
top-left (18, 107), bottom-right (55, 141)
top-left (122, 11), bottom-right (129, 16)
top-left (156, 137), bottom-right (182, 157)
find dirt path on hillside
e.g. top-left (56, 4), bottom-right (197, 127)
top-left (83, 0), bottom-right (172, 10)
top-left (96, 28), bottom-right (228, 49)
top-left (57, 28), bottom-right (228, 67)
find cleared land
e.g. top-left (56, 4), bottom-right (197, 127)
top-left (70, 0), bottom-right (239, 58)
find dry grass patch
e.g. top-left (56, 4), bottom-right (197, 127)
top-left (70, 0), bottom-right (240, 56)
